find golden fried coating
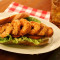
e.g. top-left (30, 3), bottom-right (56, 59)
top-left (0, 23), bottom-right (12, 38)
top-left (46, 27), bottom-right (53, 37)
top-left (0, 21), bottom-right (53, 38)
top-left (13, 13), bottom-right (29, 20)
top-left (29, 21), bottom-right (40, 35)
top-left (37, 23), bottom-right (48, 36)
top-left (19, 19), bottom-right (31, 36)
top-left (11, 20), bottom-right (21, 35)
top-left (0, 18), bottom-right (53, 38)
top-left (0, 25), bottom-right (6, 33)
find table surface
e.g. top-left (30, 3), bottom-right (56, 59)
top-left (0, 0), bottom-right (60, 60)
top-left (0, 0), bottom-right (51, 12)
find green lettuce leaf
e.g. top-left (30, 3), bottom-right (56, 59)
top-left (0, 35), bottom-right (43, 45)
top-left (25, 17), bottom-right (41, 23)
top-left (0, 35), bottom-right (12, 43)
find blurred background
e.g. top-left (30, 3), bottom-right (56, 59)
top-left (0, 0), bottom-right (60, 60)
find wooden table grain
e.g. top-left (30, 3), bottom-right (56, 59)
top-left (0, 0), bottom-right (60, 60)
top-left (0, 0), bottom-right (51, 12)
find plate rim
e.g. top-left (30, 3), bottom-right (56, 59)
top-left (0, 12), bottom-right (60, 54)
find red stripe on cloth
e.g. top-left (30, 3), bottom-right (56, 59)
top-left (32, 9), bottom-right (37, 12)
top-left (40, 16), bottom-right (45, 19)
top-left (9, 8), bottom-right (15, 11)
top-left (13, 2), bottom-right (19, 6)
top-left (30, 11), bottom-right (36, 16)
top-left (41, 11), bottom-right (47, 14)
top-left (30, 13), bottom-right (35, 16)
top-left (19, 11), bottom-right (25, 13)
top-left (22, 6), bottom-right (28, 9)
top-left (5, 2), bottom-right (50, 20)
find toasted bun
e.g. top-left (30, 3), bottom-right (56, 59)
top-left (13, 12), bottom-right (29, 20)
top-left (3, 39), bottom-right (49, 46)
top-left (0, 15), bottom-right (16, 25)
top-left (0, 12), bottom-right (29, 25)
top-left (19, 39), bottom-right (49, 46)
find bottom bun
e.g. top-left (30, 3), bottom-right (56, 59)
top-left (3, 38), bottom-right (49, 46)
top-left (19, 39), bottom-right (49, 46)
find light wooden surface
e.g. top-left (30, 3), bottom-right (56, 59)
top-left (0, 0), bottom-right (51, 12)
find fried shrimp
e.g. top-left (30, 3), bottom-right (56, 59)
top-left (0, 25), bottom-right (6, 33)
top-left (46, 27), bottom-right (53, 37)
top-left (11, 20), bottom-right (21, 35)
top-left (0, 23), bottom-right (12, 38)
top-left (13, 13), bottom-right (29, 20)
top-left (19, 19), bottom-right (31, 36)
top-left (0, 24), bottom-right (10, 34)
top-left (29, 21), bottom-right (40, 35)
top-left (37, 23), bottom-right (48, 36)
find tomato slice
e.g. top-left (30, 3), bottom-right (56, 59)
top-left (12, 34), bottom-right (20, 38)
top-left (27, 35), bottom-right (43, 39)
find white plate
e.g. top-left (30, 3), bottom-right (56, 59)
top-left (0, 12), bottom-right (60, 55)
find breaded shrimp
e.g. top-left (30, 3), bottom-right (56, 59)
top-left (13, 13), bottom-right (29, 20)
top-left (0, 23), bottom-right (10, 34)
top-left (0, 25), bottom-right (6, 33)
top-left (37, 23), bottom-right (48, 36)
top-left (11, 20), bottom-right (21, 35)
top-left (0, 23), bottom-right (12, 38)
top-left (29, 21), bottom-right (40, 35)
top-left (46, 27), bottom-right (53, 37)
top-left (19, 19), bottom-right (31, 36)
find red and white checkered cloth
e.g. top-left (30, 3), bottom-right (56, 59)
top-left (5, 2), bottom-right (50, 20)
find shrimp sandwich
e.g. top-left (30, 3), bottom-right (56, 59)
top-left (0, 13), bottom-right (53, 46)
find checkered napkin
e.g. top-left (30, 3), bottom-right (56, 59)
top-left (5, 2), bottom-right (50, 20)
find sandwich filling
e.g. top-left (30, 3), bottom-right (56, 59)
top-left (0, 14), bottom-right (53, 46)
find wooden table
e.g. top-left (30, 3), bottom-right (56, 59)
top-left (0, 0), bottom-right (60, 60)
top-left (0, 0), bottom-right (51, 12)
